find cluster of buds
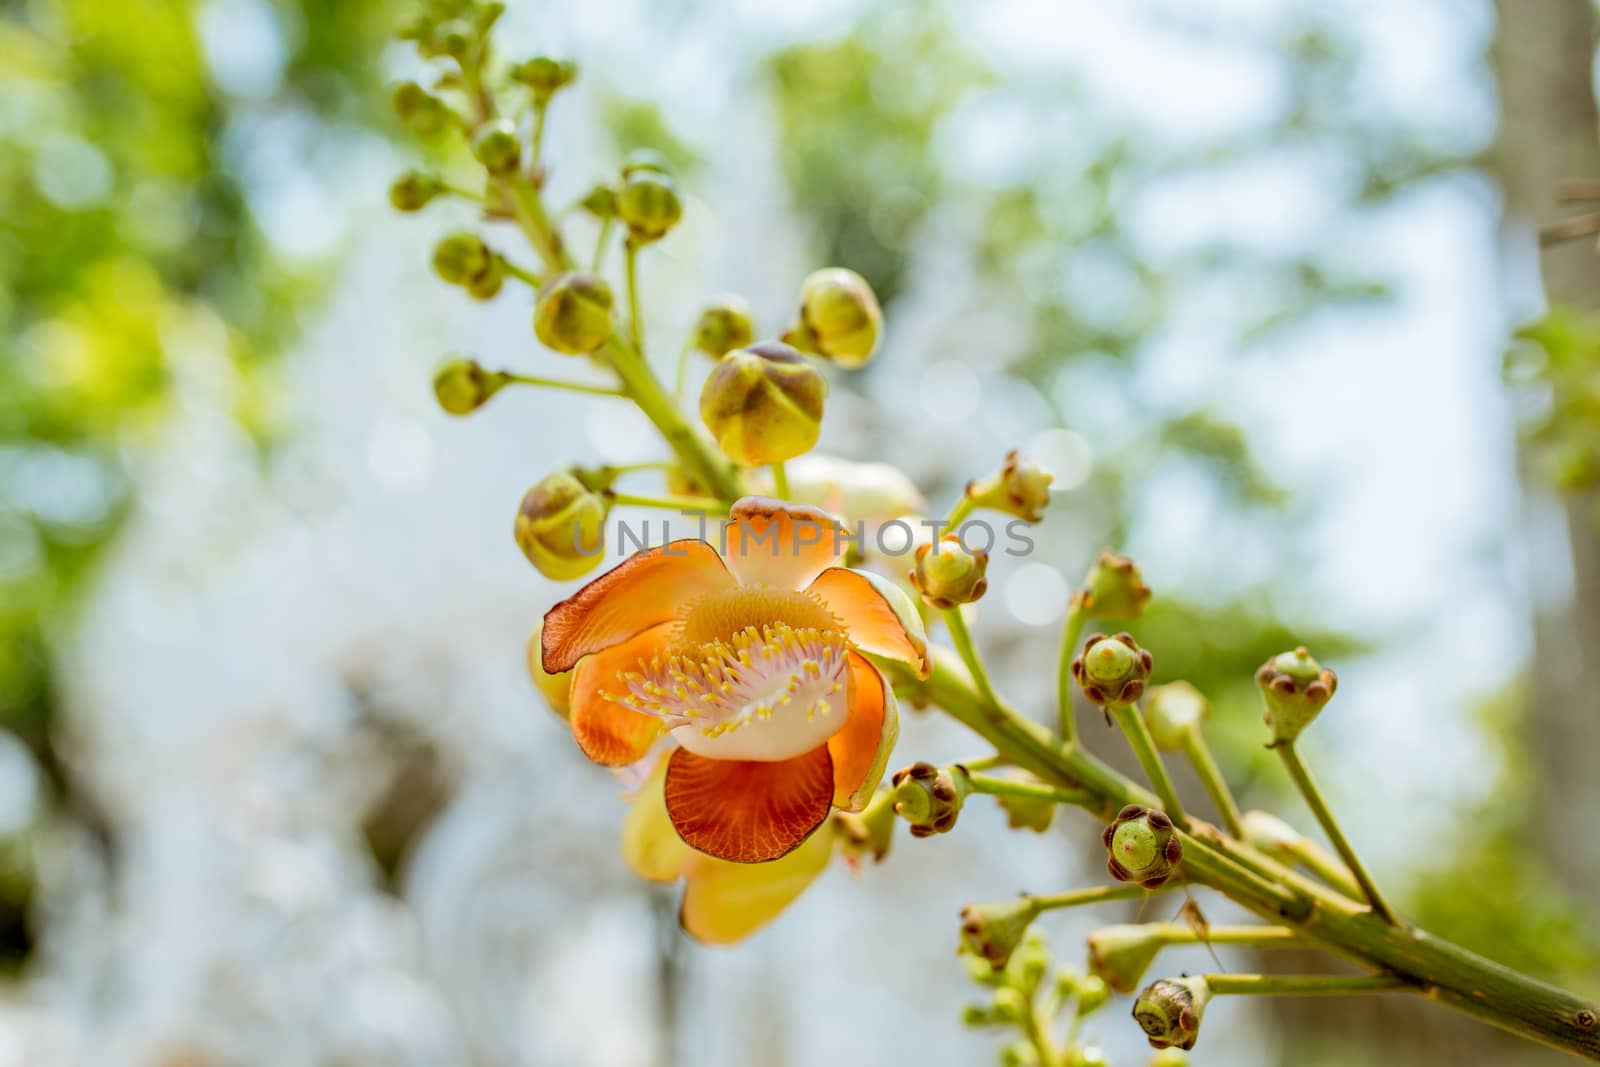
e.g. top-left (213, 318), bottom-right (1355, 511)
top-left (910, 535), bottom-right (989, 609)
top-left (392, 80), bottom-right (455, 139)
top-left (535, 272), bottom-right (615, 355)
top-left (891, 761), bottom-right (970, 837)
top-left (1072, 632), bottom-right (1153, 707)
top-left (513, 471), bottom-right (610, 580)
top-left (1132, 976), bottom-right (1212, 1051)
top-left (965, 450), bottom-right (1054, 523)
top-left (1103, 805), bottom-right (1183, 889)
top-left (699, 341), bottom-right (826, 467)
top-left (783, 267), bottom-right (883, 367)
top-left (961, 925), bottom-right (1114, 1067)
top-left (1073, 551), bottom-right (1151, 619)
top-left (432, 232), bottom-right (503, 300)
top-left (1255, 646), bottom-right (1337, 744)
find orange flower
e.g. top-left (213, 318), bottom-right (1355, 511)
top-left (542, 497), bottom-right (929, 863)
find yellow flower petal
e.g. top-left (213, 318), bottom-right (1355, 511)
top-left (679, 824), bottom-right (835, 945)
top-left (620, 757), bottom-right (695, 883)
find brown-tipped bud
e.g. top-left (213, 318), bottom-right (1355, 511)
top-left (513, 472), bottom-right (611, 581)
top-left (1102, 805), bottom-right (1183, 889)
top-left (471, 119), bottom-right (522, 176)
top-left (1255, 646), bottom-right (1337, 744)
top-left (534, 272), bottom-right (615, 355)
top-left (996, 790), bottom-right (1055, 834)
top-left (432, 232), bottom-right (494, 287)
top-left (391, 81), bottom-right (453, 137)
top-left (891, 761), bottom-right (970, 837)
top-left (910, 535), bottom-right (989, 609)
top-left (794, 267), bottom-right (882, 368)
top-left (1141, 682), bottom-right (1209, 752)
top-left (693, 297), bottom-right (756, 358)
top-left (389, 170), bottom-right (445, 212)
top-left (699, 341), bottom-right (826, 467)
top-left (511, 56), bottom-right (577, 101)
top-left (966, 451), bottom-right (1053, 523)
top-left (432, 357), bottom-right (507, 416)
top-left (959, 897), bottom-right (1042, 971)
top-left (1072, 632), bottom-right (1153, 707)
top-left (1087, 924), bottom-right (1171, 993)
top-left (1075, 550), bottom-right (1151, 619)
top-left (1133, 976), bottom-right (1212, 1051)
top-left (616, 170), bottom-right (682, 243)
top-left (834, 791), bottom-right (896, 866)
top-left (526, 620), bottom-right (573, 720)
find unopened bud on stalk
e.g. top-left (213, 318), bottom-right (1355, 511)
top-left (959, 897), bottom-right (1042, 971)
top-left (1075, 551), bottom-right (1152, 619)
top-left (693, 297), bottom-right (756, 358)
top-left (390, 171), bottom-right (445, 212)
top-left (471, 119), bottom-right (522, 176)
top-left (1240, 810), bottom-right (1301, 857)
top-left (1072, 632), bottom-right (1153, 707)
top-left (580, 183), bottom-right (617, 218)
top-left (834, 792), bottom-right (896, 866)
top-left (513, 472), bottom-right (611, 581)
top-left (511, 56), bottom-right (577, 101)
top-left (391, 81), bottom-right (453, 136)
top-left (1076, 974), bottom-right (1111, 1017)
top-left (1000, 1042), bottom-right (1039, 1067)
top-left (1147, 1050), bottom-right (1189, 1067)
top-left (1071, 1047), bottom-right (1110, 1067)
top-left (1133, 976), bottom-right (1212, 1051)
top-left (791, 267), bottom-right (882, 368)
top-left (891, 761), bottom-right (970, 837)
top-left (432, 232), bottom-right (495, 287)
top-left (910, 535), bottom-right (989, 609)
top-left (425, 19), bottom-right (472, 61)
top-left (432, 357), bottom-right (506, 415)
top-left (991, 987), bottom-right (1028, 1024)
top-left (966, 451), bottom-right (1053, 523)
top-left (699, 341), bottom-right (826, 467)
top-left (1141, 682), bottom-right (1209, 752)
top-left (1014, 930), bottom-right (1050, 993)
top-left (534, 272), bottom-right (615, 355)
top-left (1087, 924), bottom-right (1167, 993)
top-left (464, 257), bottom-right (505, 300)
top-left (1103, 805), bottom-right (1183, 889)
top-left (525, 620), bottom-right (573, 719)
top-left (617, 169), bottom-right (682, 243)
top-left (996, 790), bottom-right (1055, 834)
top-left (1255, 646), bottom-right (1337, 744)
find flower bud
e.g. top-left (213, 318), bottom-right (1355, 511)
top-left (1147, 1051), bottom-right (1189, 1067)
top-left (1013, 930), bottom-right (1050, 993)
top-left (693, 297), bottom-right (756, 358)
top-left (795, 267), bottom-right (882, 368)
top-left (991, 987), bottom-right (1028, 1024)
top-left (1000, 1042), bottom-right (1039, 1067)
top-left (391, 81), bottom-right (453, 137)
top-left (1053, 965), bottom-right (1081, 1000)
top-left (1075, 551), bottom-right (1151, 619)
top-left (1075, 974), bottom-right (1111, 1017)
top-left (616, 170), bottom-right (682, 242)
top-left (580, 183), bottom-right (618, 219)
top-left (960, 1003), bottom-right (996, 1028)
top-left (1141, 682), bottom-right (1209, 752)
top-left (959, 897), bottom-right (1042, 971)
top-left (996, 791), bottom-right (1055, 834)
top-left (1071, 633), bottom-right (1153, 707)
top-left (471, 119), bottom-right (522, 176)
top-left (513, 472), bottom-right (611, 581)
top-left (525, 620), bottom-right (573, 719)
top-left (1102, 805), bottom-right (1183, 889)
top-left (424, 19), bottom-right (472, 61)
top-left (910, 535), bottom-right (989, 609)
top-left (432, 357), bottom-right (507, 415)
top-left (390, 170), bottom-right (445, 212)
top-left (432, 232), bottom-right (494, 287)
top-left (1087, 924), bottom-right (1168, 993)
top-left (511, 56), bottom-right (577, 101)
top-left (967, 451), bottom-right (1053, 524)
top-left (464, 256), bottom-right (504, 300)
top-left (834, 792), bottom-right (896, 867)
top-left (620, 147), bottom-right (673, 178)
top-left (1240, 810), bottom-right (1300, 857)
top-left (891, 761), bottom-right (969, 837)
top-left (699, 341), bottom-right (826, 467)
top-left (1255, 646), bottom-right (1337, 744)
top-left (1132, 976), bottom-right (1212, 1051)
top-left (534, 272), bottom-right (615, 355)
top-left (1071, 1048), bottom-right (1110, 1067)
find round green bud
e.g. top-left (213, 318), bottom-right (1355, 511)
top-left (891, 761), bottom-right (970, 837)
top-left (534, 272), bottom-right (615, 355)
top-left (1102, 804), bottom-right (1182, 889)
top-left (422, 19), bottom-right (473, 61)
top-left (513, 472), bottom-right (611, 581)
top-left (1141, 682), bottom-right (1209, 752)
top-left (1255, 645), bottom-right (1338, 744)
top-left (693, 297), bottom-right (756, 358)
top-left (834, 793), bottom-right (896, 866)
top-left (1076, 550), bottom-right (1151, 619)
top-left (1053, 965), bottom-right (1081, 1001)
top-left (1133, 976), bottom-right (1212, 1052)
top-left (464, 256), bottom-right (505, 300)
top-left (432, 232), bottom-right (494, 286)
top-left (966, 451), bottom-right (1054, 524)
top-left (432, 357), bottom-right (506, 416)
top-left (390, 171), bottom-right (444, 212)
top-left (1071, 1048), bottom-right (1110, 1067)
top-left (1076, 974), bottom-right (1111, 1017)
top-left (991, 987), bottom-right (1028, 1025)
top-left (1146, 1051), bottom-right (1189, 1067)
top-left (960, 1003), bottom-right (995, 1028)
top-left (471, 119), bottom-right (522, 177)
top-left (1000, 1042), bottom-right (1039, 1067)
top-left (580, 183), bottom-right (618, 219)
top-left (391, 81), bottom-right (452, 137)
top-left (699, 341), bottom-right (826, 467)
top-left (616, 171), bottom-right (682, 242)
top-left (910, 535), bottom-right (989, 609)
top-left (1072, 632), bottom-right (1153, 707)
top-left (620, 147), bottom-right (673, 178)
top-left (526, 620), bottom-right (573, 720)
top-left (959, 897), bottom-right (1042, 971)
top-left (1086, 923), bottom-right (1167, 993)
top-left (511, 56), bottom-right (577, 100)
top-left (797, 267), bottom-right (882, 368)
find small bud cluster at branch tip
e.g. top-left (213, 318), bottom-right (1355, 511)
top-left (432, 232), bottom-right (503, 299)
top-left (959, 897), bottom-right (1042, 970)
top-left (1076, 974), bottom-right (1111, 1016)
top-left (784, 267), bottom-right (883, 368)
top-left (433, 356), bottom-right (506, 415)
top-left (390, 170), bottom-right (445, 212)
top-left (617, 152), bottom-right (683, 243)
top-left (534, 272), bottom-right (614, 354)
top-left (525, 620), bottom-right (573, 719)
top-left (1103, 805), bottom-right (1183, 889)
top-left (966, 451), bottom-right (1053, 523)
top-left (1133, 976), bottom-right (1212, 1051)
top-left (693, 297), bottom-right (756, 358)
top-left (1072, 632), bottom-right (1153, 707)
top-left (391, 81), bottom-right (454, 137)
top-left (1074, 551), bottom-right (1151, 619)
top-left (1141, 682), bottom-right (1209, 751)
top-left (699, 341), bottom-right (826, 466)
top-left (910, 535), bottom-right (989, 609)
top-left (513, 472), bottom-right (610, 581)
top-left (1087, 924), bottom-right (1168, 993)
top-left (511, 56), bottom-right (577, 103)
top-left (892, 761), bottom-right (969, 837)
top-left (1255, 646), bottom-right (1337, 744)
top-left (471, 119), bottom-right (521, 176)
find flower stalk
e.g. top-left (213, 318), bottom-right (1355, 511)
top-left (1108, 703), bottom-right (1188, 830)
top-left (1275, 741), bottom-right (1396, 924)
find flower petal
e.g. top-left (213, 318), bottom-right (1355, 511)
top-left (806, 567), bottom-right (930, 677)
top-left (722, 496), bottom-right (847, 590)
top-left (829, 652), bottom-right (899, 811)
top-left (679, 825), bottom-right (834, 944)
top-left (569, 622), bottom-right (676, 766)
top-left (663, 744), bottom-right (834, 863)
top-left (542, 540), bottom-right (735, 673)
top-left (621, 754), bottom-right (695, 883)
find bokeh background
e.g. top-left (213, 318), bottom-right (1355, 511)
top-left (2, 0), bottom-right (1599, 1064)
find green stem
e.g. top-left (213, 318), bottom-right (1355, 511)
top-left (607, 491), bottom-right (731, 515)
top-left (945, 495), bottom-right (975, 529)
top-left (1056, 596), bottom-right (1087, 743)
top-left (1290, 838), bottom-right (1365, 902)
top-left (624, 237), bottom-right (645, 357)
top-left (496, 255), bottom-right (543, 289)
top-left (771, 461), bottom-right (791, 499)
top-left (1202, 973), bottom-right (1412, 997)
top-left (944, 609), bottom-right (1002, 717)
top-left (1141, 923), bottom-right (1300, 948)
top-left (1107, 703), bottom-right (1188, 830)
top-left (593, 215), bottom-right (615, 272)
top-left (529, 100), bottom-right (549, 174)
top-left (503, 372), bottom-right (625, 398)
top-left (1181, 731), bottom-right (1244, 838)
top-left (672, 337), bottom-right (695, 403)
top-left (962, 772), bottom-right (1095, 810)
top-left (1030, 884), bottom-right (1169, 912)
top-left (1276, 742), bottom-right (1396, 924)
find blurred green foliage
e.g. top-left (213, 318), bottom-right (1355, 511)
top-left (1507, 305), bottom-right (1600, 495)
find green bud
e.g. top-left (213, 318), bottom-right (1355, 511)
top-left (1000, 1042), bottom-right (1039, 1067)
top-left (534, 272), bottom-right (615, 355)
top-left (1102, 804), bottom-right (1183, 889)
top-left (1076, 550), bottom-right (1151, 619)
top-left (390, 170), bottom-right (445, 212)
top-left (1075, 974), bottom-right (1111, 1017)
top-left (1086, 924), bottom-right (1168, 993)
top-left (959, 897), bottom-right (1042, 971)
top-left (1133, 975), bottom-right (1212, 1051)
top-left (1255, 646), bottom-right (1337, 744)
top-left (391, 81), bottom-right (453, 137)
top-left (432, 357), bottom-right (506, 415)
top-left (471, 119), bottom-right (522, 177)
top-left (511, 56), bottom-right (577, 101)
top-left (891, 761), bottom-right (970, 837)
top-left (996, 790), bottom-right (1055, 834)
top-left (426, 19), bottom-right (473, 61)
top-left (580, 183), bottom-right (618, 219)
top-left (1071, 632), bottom-right (1153, 707)
top-left (1071, 1048), bottom-right (1110, 1067)
top-left (464, 256), bottom-right (504, 300)
top-left (991, 987), bottom-right (1028, 1024)
top-left (834, 791), bottom-right (896, 866)
top-left (961, 1003), bottom-right (997, 1028)
top-left (796, 267), bottom-right (882, 368)
top-left (910, 535), bottom-right (989, 609)
top-left (620, 147), bottom-right (673, 178)
top-left (513, 472), bottom-right (611, 581)
top-left (1147, 1050), bottom-right (1190, 1067)
top-left (693, 297), bottom-right (756, 358)
top-left (432, 232), bottom-right (494, 287)
top-left (526, 620), bottom-right (573, 720)
top-left (616, 171), bottom-right (683, 242)
top-left (1240, 809), bottom-right (1301, 858)
top-left (966, 451), bottom-right (1054, 523)
top-left (699, 341), bottom-right (826, 467)
top-left (1141, 682), bottom-right (1209, 752)
top-left (1052, 965), bottom-right (1080, 1001)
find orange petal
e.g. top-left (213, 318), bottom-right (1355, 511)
top-left (679, 824), bottom-right (834, 944)
top-left (543, 540), bottom-right (734, 673)
top-left (569, 622), bottom-right (675, 766)
top-left (663, 744), bottom-right (834, 863)
top-left (621, 755), bottom-right (695, 883)
top-left (806, 567), bottom-right (930, 677)
top-left (722, 496), bottom-right (847, 590)
top-left (829, 652), bottom-right (899, 811)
